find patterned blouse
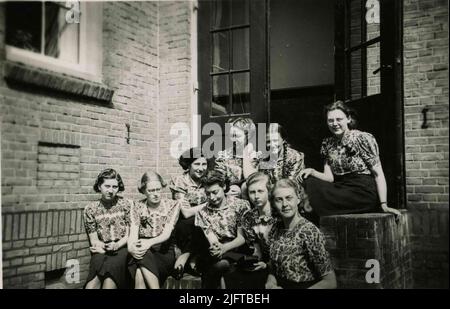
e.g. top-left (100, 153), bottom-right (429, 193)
top-left (131, 198), bottom-right (179, 238)
top-left (195, 196), bottom-right (250, 243)
top-left (241, 208), bottom-right (277, 261)
top-left (215, 147), bottom-right (246, 185)
top-left (320, 129), bottom-right (381, 176)
top-left (169, 172), bottom-right (207, 207)
top-left (84, 197), bottom-right (132, 243)
top-left (259, 145), bottom-right (305, 184)
top-left (268, 216), bottom-right (333, 283)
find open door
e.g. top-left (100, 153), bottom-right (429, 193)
top-left (197, 0), bottom-right (269, 154)
top-left (334, 0), bottom-right (405, 208)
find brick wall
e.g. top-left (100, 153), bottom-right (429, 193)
top-left (403, 0), bottom-right (449, 288)
top-left (321, 211), bottom-right (412, 289)
top-left (1, 1), bottom-right (193, 288)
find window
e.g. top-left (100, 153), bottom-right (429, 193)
top-left (5, 1), bottom-right (102, 82)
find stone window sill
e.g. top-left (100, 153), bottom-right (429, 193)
top-left (4, 61), bottom-right (114, 103)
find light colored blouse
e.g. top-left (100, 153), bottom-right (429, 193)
top-left (84, 196), bottom-right (131, 243)
top-left (131, 198), bottom-right (179, 238)
top-left (169, 172), bottom-right (207, 207)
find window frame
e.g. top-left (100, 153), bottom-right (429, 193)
top-left (5, 1), bottom-right (103, 83)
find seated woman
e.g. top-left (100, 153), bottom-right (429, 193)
top-left (84, 168), bottom-right (131, 289)
top-left (169, 147), bottom-right (208, 277)
top-left (192, 169), bottom-right (252, 289)
top-left (259, 123), bottom-right (309, 212)
top-left (215, 117), bottom-right (258, 196)
top-left (128, 171), bottom-right (180, 289)
top-left (299, 101), bottom-right (401, 219)
top-left (266, 179), bottom-right (337, 289)
top-left (231, 172), bottom-right (277, 288)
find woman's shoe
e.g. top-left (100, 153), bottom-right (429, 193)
top-left (173, 264), bottom-right (184, 280)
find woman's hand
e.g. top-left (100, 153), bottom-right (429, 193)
top-left (381, 204), bottom-right (402, 222)
top-left (299, 168), bottom-right (316, 183)
top-left (89, 241), bottom-right (105, 254)
top-left (104, 242), bottom-right (118, 252)
top-left (252, 261), bottom-right (267, 271)
top-left (129, 240), bottom-right (147, 260)
top-left (209, 242), bottom-right (225, 258)
top-left (265, 275), bottom-right (282, 289)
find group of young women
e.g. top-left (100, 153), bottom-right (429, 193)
top-left (83, 101), bottom-right (401, 289)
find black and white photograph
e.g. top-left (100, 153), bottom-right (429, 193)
top-left (0, 0), bottom-right (448, 292)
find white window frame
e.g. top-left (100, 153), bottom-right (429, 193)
top-left (5, 1), bottom-right (103, 83)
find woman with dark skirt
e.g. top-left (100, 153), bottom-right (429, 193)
top-left (84, 168), bottom-right (131, 289)
top-left (169, 147), bottom-right (208, 277)
top-left (192, 169), bottom-right (252, 289)
top-left (128, 171), bottom-right (181, 289)
top-left (299, 101), bottom-right (401, 220)
top-left (266, 179), bottom-right (336, 289)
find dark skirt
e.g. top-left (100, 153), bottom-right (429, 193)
top-left (85, 247), bottom-right (129, 289)
top-left (128, 239), bottom-right (176, 287)
top-left (175, 216), bottom-right (195, 253)
top-left (276, 276), bottom-right (318, 289)
top-left (304, 173), bottom-right (381, 217)
top-left (191, 226), bottom-right (255, 288)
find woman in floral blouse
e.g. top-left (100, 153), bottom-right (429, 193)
top-left (169, 147), bottom-right (208, 278)
top-left (215, 117), bottom-right (258, 195)
top-left (233, 172), bottom-right (277, 288)
top-left (259, 123), bottom-right (309, 212)
top-left (266, 179), bottom-right (336, 289)
top-left (84, 168), bottom-right (131, 289)
top-left (192, 169), bottom-right (252, 288)
top-left (128, 171), bottom-right (180, 289)
top-left (300, 101), bottom-right (401, 219)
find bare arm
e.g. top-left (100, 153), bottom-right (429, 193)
top-left (308, 271), bottom-right (337, 289)
top-left (370, 164), bottom-right (402, 218)
top-left (180, 203), bottom-right (207, 219)
top-left (88, 232), bottom-right (105, 254)
top-left (300, 163), bottom-right (334, 183)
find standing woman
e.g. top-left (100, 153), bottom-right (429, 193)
top-left (169, 147), bottom-right (208, 276)
top-left (299, 101), bottom-right (401, 218)
top-left (128, 171), bottom-right (180, 289)
top-left (266, 179), bottom-right (336, 289)
top-left (84, 168), bottom-right (131, 289)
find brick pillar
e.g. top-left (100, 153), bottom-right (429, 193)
top-left (321, 210), bottom-right (412, 289)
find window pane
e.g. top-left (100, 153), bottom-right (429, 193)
top-left (212, 75), bottom-right (230, 116)
top-left (231, 0), bottom-right (249, 26)
top-left (349, 49), bottom-right (362, 100)
top-left (366, 42), bottom-right (381, 96)
top-left (232, 72), bottom-right (250, 114)
top-left (212, 32), bottom-right (229, 73)
top-left (44, 2), bottom-right (80, 63)
top-left (232, 28), bottom-right (249, 70)
top-left (348, 0), bottom-right (363, 47)
top-left (212, 0), bottom-right (230, 29)
top-left (5, 2), bottom-right (42, 53)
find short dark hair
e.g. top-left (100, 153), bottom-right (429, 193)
top-left (202, 169), bottom-right (229, 192)
top-left (324, 100), bottom-right (358, 129)
top-left (138, 171), bottom-right (167, 194)
top-left (267, 122), bottom-right (288, 142)
top-left (93, 168), bottom-right (125, 193)
top-left (178, 147), bottom-right (205, 170)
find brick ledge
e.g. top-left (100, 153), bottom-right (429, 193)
top-left (3, 61), bottom-right (114, 103)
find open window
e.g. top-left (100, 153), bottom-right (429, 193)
top-left (334, 0), bottom-right (405, 208)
